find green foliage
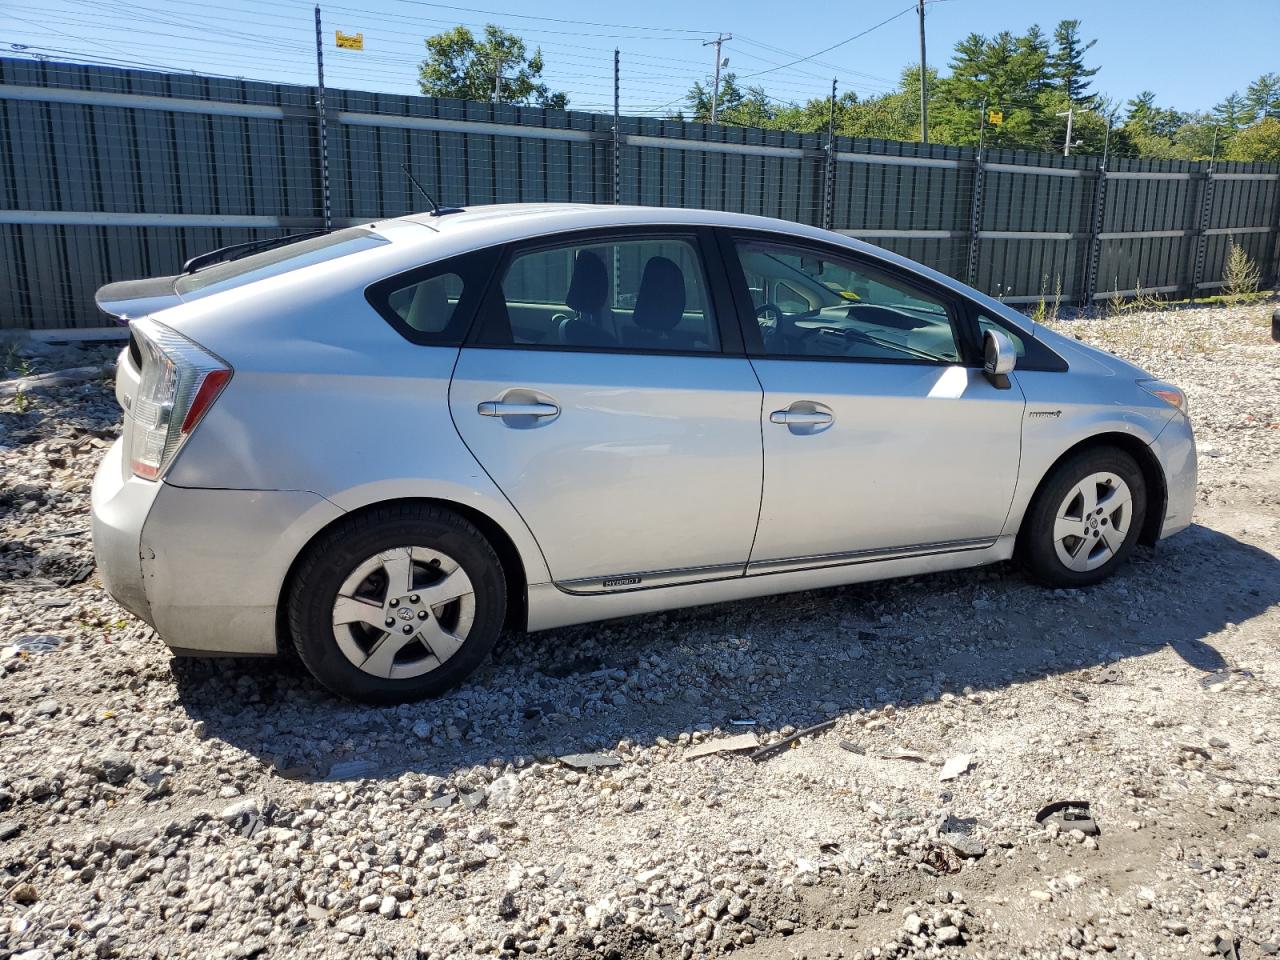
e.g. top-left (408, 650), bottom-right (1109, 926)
top-left (682, 73), bottom-right (773, 126)
top-left (418, 24), bottom-right (567, 108)
top-left (1225, 117), bottom-right (1280, 162)
top-left (1244, 73), bottom-right (1280, 122)
top-left (1212, 92), bottom-right (1250, 132)
top-left (1048, 20), bottom-right (1099, 103)
top-left (1125, 91), bottom-right (1185, 138)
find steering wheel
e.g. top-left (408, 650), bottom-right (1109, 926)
top-left (755, 302), bottom-right (784, 331)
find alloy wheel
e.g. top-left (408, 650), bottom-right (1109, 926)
top-left (1052, 471), bottom-right (1133, 573)
top-left (330, 546), bottom-right (475, 679)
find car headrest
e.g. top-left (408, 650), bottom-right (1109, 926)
top-left (632, 257), bottom-right (686, 332)
top-left (565, 250), bottom-right (609, 317)
top-left (404, 277), bottom-right (450, 332)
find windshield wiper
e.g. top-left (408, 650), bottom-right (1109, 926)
top-left (182, 230), bottom-right (328, 274)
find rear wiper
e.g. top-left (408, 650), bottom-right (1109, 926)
top-left (182, 230), bottom-right (328, 274)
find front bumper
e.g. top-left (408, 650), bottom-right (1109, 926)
top-left (91, 439), bottom-right (344, 656)
top-left (1150, 412), bottom-right (1197, 539)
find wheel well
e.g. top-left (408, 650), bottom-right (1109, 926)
top-left (274, 497), bottom-right (530, 654)
top-left (1017, 432), bottom-right (1167, 549)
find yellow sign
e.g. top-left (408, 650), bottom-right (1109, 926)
top-left (335, 31), bottom-right (364, 50)
top-left (988, 109), bottom-right (1004, 125)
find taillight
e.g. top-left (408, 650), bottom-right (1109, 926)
top-left (127, 317), bottom-right (232, 480)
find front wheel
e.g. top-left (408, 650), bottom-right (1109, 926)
top-left (1019, 447), bottom-right (1147, 588)
top-left (286, 504), bottom-right (507, 703)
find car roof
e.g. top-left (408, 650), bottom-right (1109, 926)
top-left (391, 203), bottom-right (841, 251)
top-left (377, 202), bottom-right (907, 284)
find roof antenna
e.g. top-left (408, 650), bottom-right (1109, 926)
top-left (402, 164), bottom-right (463, 217)
top-left (403, 163), bottom-right (440, 215)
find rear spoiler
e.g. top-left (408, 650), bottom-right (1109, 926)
top-left (95, 276), bottom-right (182, 324)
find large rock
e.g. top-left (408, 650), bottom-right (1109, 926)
top-left (82, 751), bottom-right (134, 785)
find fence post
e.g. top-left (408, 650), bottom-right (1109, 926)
top-left (1271, 181), bottom-right (1280, 289)
top-left (822, 78), bottom-right (836, 230)
top-left (612, 48), bottom-right (620, 205)
top-left (1189, 130), bottom-right (1219, 295)
top-left (1081, 121), bottom-right (1111, 306)
top-left (965, 101), bottom-right (988, 289)
top-left (314, 5), bottom-right (332, 231)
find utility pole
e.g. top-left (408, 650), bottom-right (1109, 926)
top-left (1057, 106), bottom-right (1075, 156)
top-left (703, 33), bottom-right (731, 124)
top-left (313, 4), bottom-right (331, 231)
top-left (916, 0), bottom-right (928, 143)
top-left (493, 55), bottom-right (503, 102)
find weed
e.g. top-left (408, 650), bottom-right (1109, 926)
top-left (1223, 239), bottom-right (1262, 305)
top-left (1031, 274), bottom-right (1064, 324)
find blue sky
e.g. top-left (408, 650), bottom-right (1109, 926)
top-left (2, 0), bottom-right (1275, 116)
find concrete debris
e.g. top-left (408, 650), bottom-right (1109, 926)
top-left (938, 753), bottom-right (973, 781)
top-left (556, 752), bottom-right (622, 770)
top-left (684, 733), bottom-right (760, 759)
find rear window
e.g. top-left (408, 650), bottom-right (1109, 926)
top-left (175, 228), bottom-right (388, 296)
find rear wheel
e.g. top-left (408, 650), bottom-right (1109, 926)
top-left (287, 504), bottom-right (506, 703)
top-left (1020, 447), bottom-right (1147, 588)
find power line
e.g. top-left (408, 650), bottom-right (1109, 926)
top-left (371, 0), bottom-right (717, 36)
top-left (739, 4), bottom-right (917, 80)
top-left (734, 34), bottom-right (896, 86)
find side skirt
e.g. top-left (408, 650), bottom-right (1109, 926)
top-left (553, 538), bottom-right (995, 596)
top-left (527, 535), bottom-right (1016, 631)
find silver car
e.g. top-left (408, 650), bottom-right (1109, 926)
top-left (91, 204), bottom-right (1196, 703)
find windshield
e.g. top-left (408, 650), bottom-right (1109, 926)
top-left (175, 228), bottom-right (389, 297)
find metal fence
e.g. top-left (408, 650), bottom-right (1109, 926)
top-left (3, 56), bottom-right (1279, 331)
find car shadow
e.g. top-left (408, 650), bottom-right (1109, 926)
top-left (172, 523), bottom-right (1277, 784)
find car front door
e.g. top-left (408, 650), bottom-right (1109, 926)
top-left (448, 228), bottom-right (763, 591)
top-left (722, 232), bottom-right (1026, 571)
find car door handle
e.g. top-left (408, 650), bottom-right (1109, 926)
top-left (770, 409), bottom-right (833, 426)
top-left (477, 400), bottom-right (560, 418)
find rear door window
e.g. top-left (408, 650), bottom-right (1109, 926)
top-left (477, 235), bottom-right (721, 353)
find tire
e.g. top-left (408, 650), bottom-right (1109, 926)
top-left (287, 503), bottom-right (507, 704)
top-left (1019, 446), bottom-right (1147, 588)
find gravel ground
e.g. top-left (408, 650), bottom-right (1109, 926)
top-left (1, 302), bottom-right (1278, 960)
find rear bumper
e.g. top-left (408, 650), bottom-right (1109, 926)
top-left (1151, 412), bottom-right (1196, 539)
top-left (91, 441), bottom-right (159, 625)
top-left (91, 439), bottom-right (344, 656)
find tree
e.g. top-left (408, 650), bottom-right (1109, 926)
top-left (1049, 19), bottom-right (1099, 103)
top-left (683, 73), bottom-right (773, 126)
top-left (1175, 115), bottom-right (1221, 158)
top-left (1226, 117), bottom-right (1280, 162)
top-left (1212, 92), bottom-right (1249, 133)
top-left (928, 27), bottom-right (1054, 148)
top-left (418, 24), bottom-right (567, 108)
top-left (1244, 73), bottom-right (1280, 123)
top-left (1125, 91), bottom-right (1184, 138)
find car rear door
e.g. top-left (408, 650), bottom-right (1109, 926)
top-left (448, 227), bottom-right (764, 591)
top-left (721, 231), bottom-right (1026, 571)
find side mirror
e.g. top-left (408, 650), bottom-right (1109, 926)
top-left (983, 328), bottom-right (1016, 389)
